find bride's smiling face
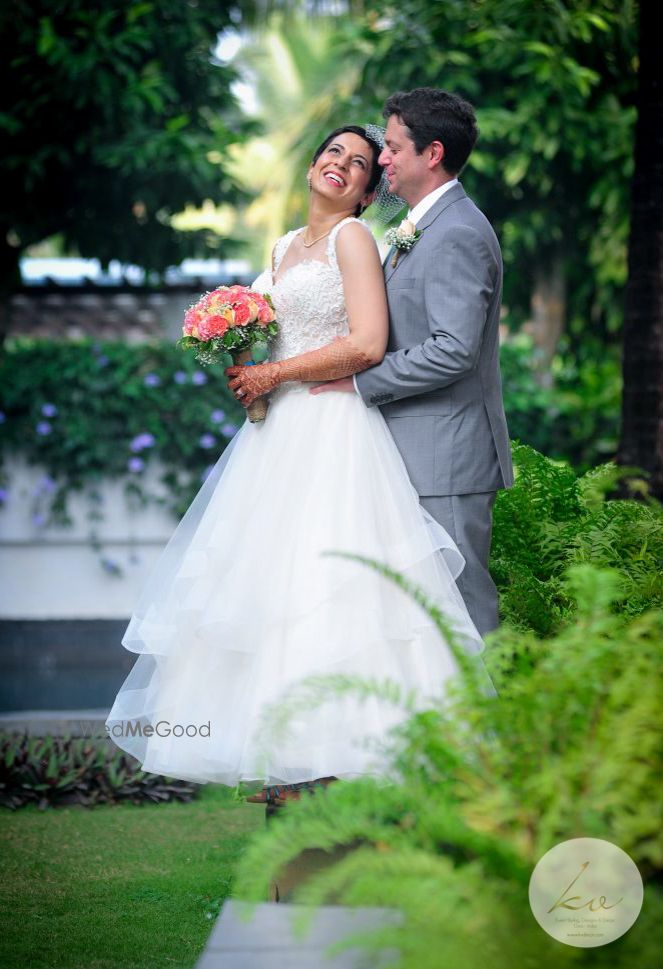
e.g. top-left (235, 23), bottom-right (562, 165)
top-left (308, 132), bottom-right (375, 211)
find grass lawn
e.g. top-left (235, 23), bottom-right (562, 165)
top-left (0, 784), bottom-right (265, 969)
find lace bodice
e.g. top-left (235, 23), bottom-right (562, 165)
top-left (251, 217), bottom-right (373, 366)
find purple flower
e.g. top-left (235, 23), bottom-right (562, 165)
top-left (221, 423), bottom-right (239, 438)
top-left (101, 556), bottom-right (122, 575)
top-left (36, 421), bottom-right (52, 436)
top-left (210, 409), bottom-right (226, 423)
top-left (33, 475), bottom-right (57, 497)
top-left (143, 373), bottom-right (161, 387)
top-left (0, 487), bottom-right (8, 503)
top-left (0, 411), bottom-right (7, 423)
top-left (130, 432), bottom-right (156, 452)
top-left (41, 403), bottom-right (58, 417)
top-left (173, 370), bottom-right (188, 384)
top-left (199, 433), bottom-right (216, 449)
top-left (192, 370), bottom-right (208, 386)
top-left (96, 354), bottom-right (110, 368)
top-left (32, 512), bottom-right (47, 527)
top-left (127, 456), bottom-right (145, 473)
top-left (200, 464), bottom-right (215, 482)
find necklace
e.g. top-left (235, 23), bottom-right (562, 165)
top-left (301, 220), bottom-right (344, 248)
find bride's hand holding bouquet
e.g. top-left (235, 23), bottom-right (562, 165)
top-left (176, 285), bottom-right (278, 423)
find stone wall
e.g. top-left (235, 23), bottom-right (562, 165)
top-left (8, 277), bottom-right (253, 343)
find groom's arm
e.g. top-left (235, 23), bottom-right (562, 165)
top-left (354, 225), bottom-right (498, 405)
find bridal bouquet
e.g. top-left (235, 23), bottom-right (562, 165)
top-left (176, 285), bottom-right (278, 422)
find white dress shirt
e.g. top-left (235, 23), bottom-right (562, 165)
top-left (352, 178), bottom-right (460, 394)
top-left (406, 178), bottom-right (459, 226)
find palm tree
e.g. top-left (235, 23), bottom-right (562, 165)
top-left (226, 12), bottom-right (365, 266)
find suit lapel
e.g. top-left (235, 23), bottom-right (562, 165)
top-left (384, 183), bottom-right (467, 283)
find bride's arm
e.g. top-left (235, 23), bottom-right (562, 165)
top-left (226, 222), bottom-right (388, 405)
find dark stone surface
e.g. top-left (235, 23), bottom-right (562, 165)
top-left (0, 619), bottom-right (133, 712)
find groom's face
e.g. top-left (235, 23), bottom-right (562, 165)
top-left (379, 114), bottom-right (429, 206)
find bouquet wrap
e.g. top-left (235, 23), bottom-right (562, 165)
top-left (233, 349), bottom-right (269, 423)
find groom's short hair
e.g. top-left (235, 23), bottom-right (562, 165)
top-left (383, 88), bottom-right (478, 175)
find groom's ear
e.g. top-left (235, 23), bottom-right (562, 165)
top-left (428, 140), bottom-right (445, 169)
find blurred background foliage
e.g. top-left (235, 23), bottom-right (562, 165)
top-left (226, 0), bottom-right (638, 372)
top-left (0, 0), bottom-right (251, 323)
top-left (0, 338), bottom-right (245, 558)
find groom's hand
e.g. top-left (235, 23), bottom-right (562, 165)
top-left (309, 377), bottom-right (355, 395)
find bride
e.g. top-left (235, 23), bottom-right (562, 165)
top-left (105, 125), bottom-right (489, 806)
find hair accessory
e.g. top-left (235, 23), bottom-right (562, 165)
top-left (362, 123), bottom-right (407, 224)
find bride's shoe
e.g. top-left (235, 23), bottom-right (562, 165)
top-left (245, 784), bottom-right (281, 803)
top-left (245, 776), bottom-right (338, 806)
top-left (272, 776), bottom-right (338, 807)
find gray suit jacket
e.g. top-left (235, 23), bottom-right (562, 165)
top-left (355, 183), bottom-right (514, 497)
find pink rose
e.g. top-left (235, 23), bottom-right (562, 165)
top-left (198, 314), bottom-right (229, 340)
top-left (257, 300), bottom-right (275, 324)
top-left (183, 308), bottom-right (200, 335)
top-left (231, 301), bottom-right (251, 326)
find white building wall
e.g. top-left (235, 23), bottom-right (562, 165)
top-left (0, 455), bottom-right (179, 619)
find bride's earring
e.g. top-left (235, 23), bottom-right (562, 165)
top-left (358, 192), bottom-right (374, 215)
top-left (306, 173), bottom-right (312, 190)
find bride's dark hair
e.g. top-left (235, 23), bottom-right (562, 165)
top-left (310, 125), bottom-right (383, 216)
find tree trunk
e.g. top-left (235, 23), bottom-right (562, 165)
top-left (617, 2), bottom-right (663, 500)
top-left (525, 255), bottom-right (566, 386)
top-left (0, 232), bottom-right (22, 347)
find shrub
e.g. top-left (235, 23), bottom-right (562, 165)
top-left (492, 444), bottom-right (663, 633)
top-left (500, 334), bottom-right (622, 471)
top-left (0, 336), bottom-right (244, 525)
top-left (0, 731), bottom-right (199, 810)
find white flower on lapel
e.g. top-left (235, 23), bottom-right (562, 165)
top-left (385, 218), bottom-right (422, 267)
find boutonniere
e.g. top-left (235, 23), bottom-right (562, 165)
top-left (385, 218), bottom-right (422, 267)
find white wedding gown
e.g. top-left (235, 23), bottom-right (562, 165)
top-left (105, 217), bottom-right (491, 786)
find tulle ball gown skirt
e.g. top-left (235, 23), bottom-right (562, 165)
top-left (105, 383), bottom-right (488, 786)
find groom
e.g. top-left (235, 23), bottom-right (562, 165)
top-left (315, 88), bottom-right (513, 636)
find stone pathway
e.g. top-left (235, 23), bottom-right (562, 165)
top-left (196, 899), bottom-right (402, 969)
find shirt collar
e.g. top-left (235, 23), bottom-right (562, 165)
top-left (408, 179), bottom-right (459, 226)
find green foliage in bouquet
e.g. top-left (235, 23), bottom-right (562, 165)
top-left (0, 731), bottom-right (199, 810)
top-left (492, 443), bottom-right (663, 634)
top-left (177, 319), bottom-right (278, 367)
top-left (232, 561), bottom-right (662, 968)
top-left (176, 322), bottom-right (278, 367)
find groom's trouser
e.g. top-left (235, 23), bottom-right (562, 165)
top-left (419, 492), bottom-right (499, 638)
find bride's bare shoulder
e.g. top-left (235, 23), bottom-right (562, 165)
top-left (333, 218), bottom-right (378, 259)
